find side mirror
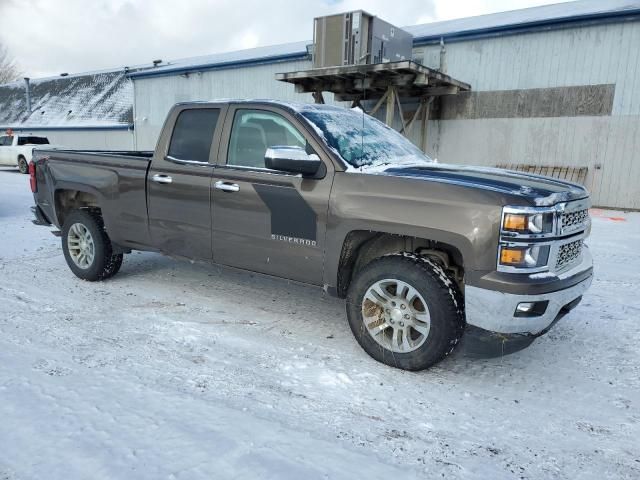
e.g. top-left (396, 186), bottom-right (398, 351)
top-left (265, 146), bottom-right (321, 176)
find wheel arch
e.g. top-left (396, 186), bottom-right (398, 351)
top-left (333, 229), bottom-right (468, 298)
top-left (54, 187), bottom-right (102, 227)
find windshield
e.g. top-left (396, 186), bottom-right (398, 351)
top-left (299, 105), bottom-right (433, 171)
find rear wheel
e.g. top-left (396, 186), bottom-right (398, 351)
top-left (61, 209), bottom-right (123, 281)
top-left (17, 156), bottom-right (28, 174)
top-left (346, 253), bottom-right (464, 371)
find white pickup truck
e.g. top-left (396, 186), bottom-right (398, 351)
top-left (0, 133), bottom-right (51, 173)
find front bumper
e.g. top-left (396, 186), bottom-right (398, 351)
top-left (465, 248), bottom-right (593, 335)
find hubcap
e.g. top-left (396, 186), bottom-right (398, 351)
top-left (67, 223), bottom-right (95, 269)
top-left (361, 278), bottom-right (431, 353)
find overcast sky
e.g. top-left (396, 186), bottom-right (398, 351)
top-left (0, 0), bottom-right (571, 78)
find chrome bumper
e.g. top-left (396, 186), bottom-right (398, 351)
top-left (465, 247), bottom-right (593, 335)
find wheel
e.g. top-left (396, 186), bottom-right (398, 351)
top-left (61, 209), bottom-right (124, 281)
top-left (346, 253), bottom-right (465, 371)
top-left (17, 156), bottom-right (28, 174)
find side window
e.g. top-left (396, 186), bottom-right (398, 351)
top-left (227, 109), bottom-right (307, 169)
top-left (168, 108), bottom-right (220, 163)
top-left (0, 136), bottom-right (12, 146)
top-left (18, 136), bottom-right (49, 146)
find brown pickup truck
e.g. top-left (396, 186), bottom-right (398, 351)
top-left (30, 100), bottom-right (593, 370)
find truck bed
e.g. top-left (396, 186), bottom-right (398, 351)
top-left (38, 149), bottom-right (154, 158)
top-left (33, 149), bottom-right (154, 249)
top-left (37, 149), bottom-right (154, 168)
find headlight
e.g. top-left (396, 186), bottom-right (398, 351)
top-left (502, 209), bottom-right (554, 236)
top-left (498, 244), bottom-right (550, 269)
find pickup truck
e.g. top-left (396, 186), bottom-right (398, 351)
top-left (30, 100), bottom-right (593, 371)
top-left (0, 133), bottom-right (50, 173)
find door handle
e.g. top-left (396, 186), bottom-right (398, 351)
top-left (214, 181), bottom-right (240, 192)
top-left (152, 174), bottom-right (173, 184)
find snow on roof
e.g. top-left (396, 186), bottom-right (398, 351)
top-left (0, 70), bottom-right (133, 129)
top-left (130, 0), bottom-right (640, 79)
top-left (131, 41), bottom-right (310, 79)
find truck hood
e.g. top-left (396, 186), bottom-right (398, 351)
top-left (378, 163), bottom-right (589, 206)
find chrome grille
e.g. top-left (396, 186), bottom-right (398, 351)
top-left (560, 209), bottom-right (589, 233)
top-left (556, 239), bottom-right (583, 270)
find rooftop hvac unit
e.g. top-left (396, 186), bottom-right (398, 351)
top-left (313, 11), bottom-right (413, 68)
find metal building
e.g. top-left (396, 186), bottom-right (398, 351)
top-left (0, 70), bottom-right (135, 149)
top-left (130, 0), bottom-right (640, 209)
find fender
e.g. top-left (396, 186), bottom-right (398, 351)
top-left (323, 172), bottom-right (505, 289)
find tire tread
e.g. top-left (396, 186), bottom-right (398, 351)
top-left (61, 209), bottom-right (123, 281)
top-left (346, 252), bottom-right (465, 370)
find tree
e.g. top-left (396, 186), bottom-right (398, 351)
top-left (0, 43), bottom-right (21, 84)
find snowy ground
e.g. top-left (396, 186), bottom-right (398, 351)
top-left (0, 167), bottom-right (638, 479)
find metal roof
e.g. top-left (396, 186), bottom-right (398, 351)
top-left (130, 0), bottom-right (640, 79)
top-left (407, 0), bottom-right (640, 43)
top-left (0, 70), bottom-right (133, 130)
top-left (130, 41), bottom-right (310, 79)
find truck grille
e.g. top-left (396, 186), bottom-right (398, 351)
top-left (560, 209), bottom-right (589, 233)
top-left (556, 239), bottom-right (583, 270)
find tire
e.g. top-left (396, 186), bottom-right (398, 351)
top-left (346, 253), bottom-right (465, 371)
top-left (61, 209), bottom-right (124, 281)
top-left (17, 156), bottom-right (28, 174)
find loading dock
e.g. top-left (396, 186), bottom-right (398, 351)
top-left (276, 60), bottom-right (471, 152)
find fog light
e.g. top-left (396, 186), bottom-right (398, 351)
top-left (516, 302), bottom-right (535, 313)
top-left (514, 301), bottom-right (549, 317)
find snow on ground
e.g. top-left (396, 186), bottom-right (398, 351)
top-left (0, 168), bottom-right (638, 479)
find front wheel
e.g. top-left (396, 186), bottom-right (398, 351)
top-left (61, 209), bottom-right (123, 281)
top-left (346, 253), bottom-right (465, 371)
top-left (17, 156), bottom-right (28, 174)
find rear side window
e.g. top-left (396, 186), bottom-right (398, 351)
top-left (18, 136), bottom-right (49, 145)
top-left (168, 108), bottom-right (220, 163)
top-left (0, 136), bottom-right (13, 146)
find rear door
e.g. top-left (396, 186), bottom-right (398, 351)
top-left (147, 104), bottom-right (227, 260)
top-left (211, 104), bottom-right (334, 285)
top-left (0, 136), bottom-right (13, 165)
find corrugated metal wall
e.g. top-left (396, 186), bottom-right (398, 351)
top-left (415, 20), bottom-right (640, 209)
top-left (133, 60), bottom-right (319, 149)
top-left (133, 19), bottom-right (640, 209)
top-left (7, 129), bottom-right (135, 150)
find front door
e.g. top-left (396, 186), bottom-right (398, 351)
top-left (211, 105), bottom-right (334, 285)
top-left (147, 106), bottom-right (225, 260)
